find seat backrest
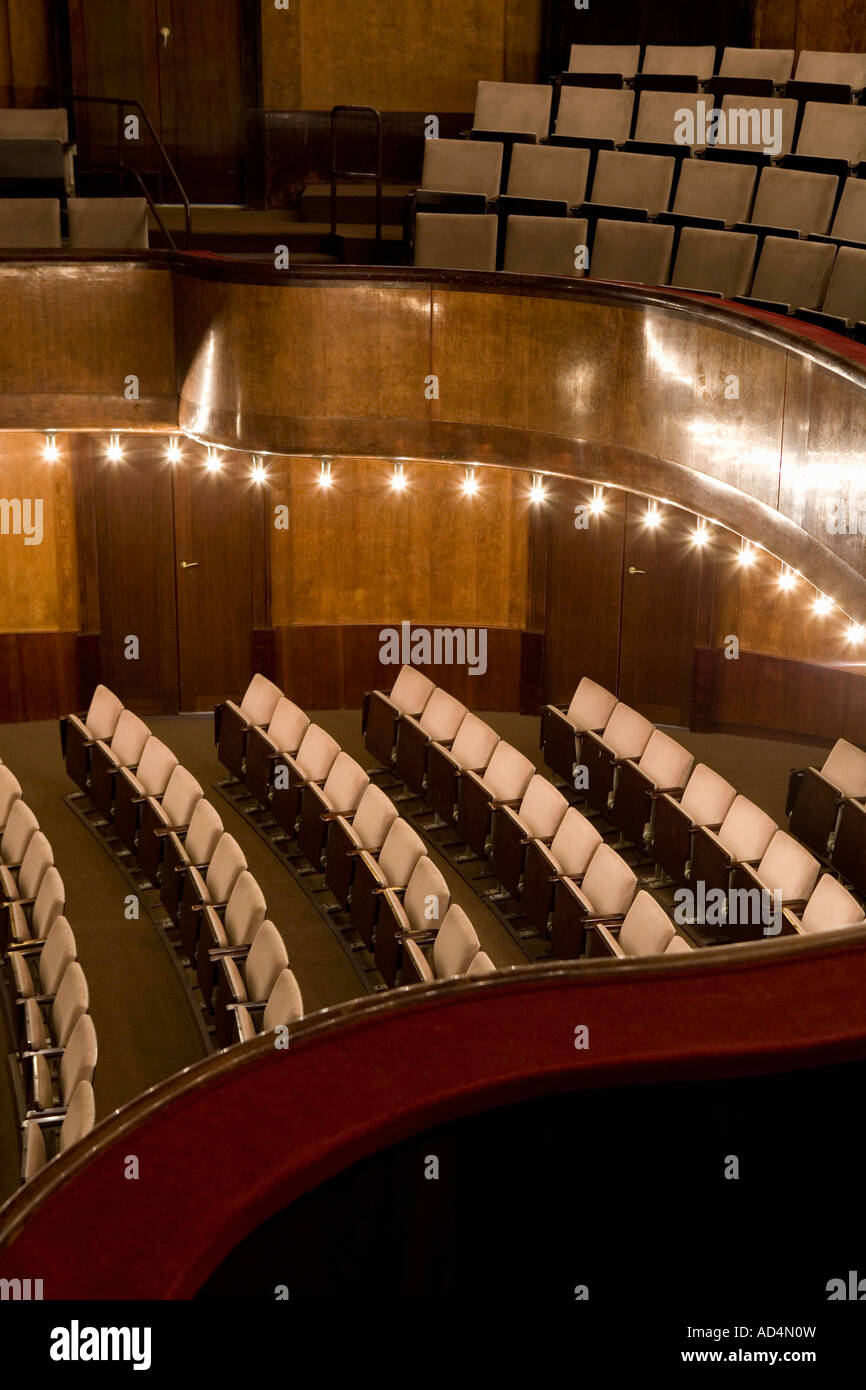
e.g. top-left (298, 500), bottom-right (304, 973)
top-left (322, 752), bottom-right (369, 813)
top-left (601, 704), bottom-right (654, 761)
top-left (823, 244), bottom-right (866, 324)
top-left (635, 92), bottom-right (707, 149)
top-left (205, 833), bottom-right (247, 902)
top-left (507, 142), bottom-right (590, 207)
top-left (109, 709), bottom-right (150, 765)
top-left (403, 856), bottom-right (450, 932)
top-left (719, 47), bottom-right (794, 83)
top-left (756, 831), bottom-right (819, 900)
top-left (245, 920), bottom-right (289, 1001)
top-left (473, 80), bottom-right (552, 138)
top-left (449, 713), bottom-right (499, 771)
top-left (419, 688), bottom-right (467, 742)
top-left (796, 102), bottom-right (866, 165)
top-left (389, 664), bottom-right (436, 716)
top-left (642, 44), bottom-right (716, 79)
top-left (134, 736), bottom-right (178, 797)
top-left (350, 783), bottom-right (399, 850)
top-left (414, 212), bottom-right (498, 271)
top-left (266, 697), bottom-right (309, 753)
top-left (33, 866), bottom-right (65, 940)
top-left (39, 915), bottom-right (77, 996)
top-left (262, 968), bottom-right (303, 1031)
top-left (52, 961), bottom-right (89, 1047)
top-left (665, 934), bottom-right (693, 953)
top-left (518, 775), bottom-right (568, 840)
top-left (566, 676), bottom-right (619, 732)
top-left (679, 764), bottom-right (737, 826)
top-left (549, 807), bottom-right (603, 875)
top-left (799, 873), bottom-right (866, 932)
top-left (503, 215), bottom-right (589, 277)
top-left (820, 738), bottom-right (866, 798)
top-left (619, 890), bottom-right (675, 956)
top-left (751, 166), bottom-right (838, 236)
top-left (85, 684), bottom-right (123, 741)
top-left (794, 51), bottom-right (866, 91)
top-left (184, 798), bottom-right (223, 865)
top-left (580, 844), bottom-right (638, 916)
top-left (160, 765), bottom-right (203, 827)
top-left (240, 673), bottom-right (283, 725)
top-left (59, 1013), bottom-right (98, 1105)
top-left (465, 950), bottom-right (497, 975)
top-left (483, 742), bottom-right (535, 802)
top-left (670, 226), bottom-right (758, 298)
top-left (831, 177), bottom-right (866, 243)
top-left (569, 44), bottom-right (640, 78)
top-left (378, 819), bottom-right (426, 885)
top-left (637, 730), bottom-right (694, 792)
top-left (719, 96), bottom-right (798, 157)
top-left (590, 218), bottom-right (675, 287)
top-left (67, 196), bottom-right (149, 249)
top-left (554, 86), bottom-right (635, 145)
top-left (0, 197), bottom-right (61, 248)
top-left (750, 236), bottom-right (836, 310)
top-left (421, 137), bottom-right (503, 198)
top-left (431, 904), bottom-right (480, 977)
top-left (717, 796), bottom-right (777, 860)
top-left (0, 107), bottom-right (68, 140)
top-left (295, 724), bottom-right (340, 783)
top-left (672, 157), bottom-right (757, 227)
top-left (18, 830), bottom-right (53, 902)
top-left (59, 1080), bottom-right (96, 1153)
top-left (591, 149), bottom-right (674, 215)
top-left (0, 765), bottom-right (22, 826)
top-left (1, 799), bottom-right (39, 866)
top-left (224, 870), bottom-right (267, 948)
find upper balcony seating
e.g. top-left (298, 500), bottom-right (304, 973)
top-left (21, 1079), bottom-right (95, 1185)
top-left (457, 740), bottom-right (535, 860)
top-left (137, 765), bottom-right (204, 888)
top-left (609, 729), bottom-right (694, 850)
top-left (488, 774), bottom-right (568, 900)
top-left (400, 903), bottom-right (481, 985)
top-left (417, 137), bottom-right (504, 214)
top-left (726, 830), bottom-right (820, 941)
top-left (363, 664), bottom-right (436, 767)
top-left (67, 196), bottom-right (149, 250)
top-left (215, 673), bottom-right (283, 782)
top-left (214, 919), bottom-right (289, 1049)
top-left (669, 226), bottom-right (758, 297)
top-left (787, 737), bottom-right (866, 857)
top-left (743, 234), bottom-right (836, 312)
top-left (589, 218), bottom-right (676, 287)
top-left (580, 701), bottom-right (654, 814)
top-left (232, 968), bottom-right (303, 1044)
top-left (0, 196), bottom-right (60, 248)
top-left (245, 697), bottom-right (310, 809)
top-left (502, 214), bottom-right (590, 277)
top-left (88, 709), bottom-right (150, 819)
top-left (270, 723), bottom-right (341, 841)
top-left (425, 712), bottom-right (500, 827)
top-left (60, 685), bottom-right (124, 794)
top-left (663, 157), bottom-right (757, 230)
top-left (793, 51), bottom-right (866, 97)
top-left (472, 80), bottom-right (553, 142)
top-left (374, 854), bottom-right (451, 987)
top-left (160, 796), bottom-right (223, 925)
top-left (553, 86), bottom-right (635, 147)
top-left (348, 818), bottom-right (426, 950)
top-left (641, 45), bottom-right (717, 83)
top-left (413, 211), bottom-right (498, 270)
top-left (631, 91), bottom-right (709, 155)
top-left (709, 96), bottom-right (798, 162)
top-left (651, 763), bottom-right (737, 884)
top-left (549, 842), bottom-right (638, 959)
top-left (296, 751), bottom-right (370, 871)
top-left (567, 44), bottom-right (641, 82)
top-left (719, 47), bottom-right (795, 87)
top-left (793, 101), bottom-right (866, 171)
top-left (587, 888), bottom-right (676, 958)
top-left (393, 688), bottom-right (467, 797)
top-left (782, 873), bottom-right (866, 935)
top-left (324, 782), bottom-right (399, 912)
top-left (739, 165), bottom-right (839, 238)
top-left (587, 149), bottom-right (675, 218)
top-left (541, 676), bottom-right (619, 786)
top-left (688, 794), bottom-right (777, 898)
top-left (503, 142), bottom-right (590, 214)
top-left (520, 806), bottom-right (603, 938)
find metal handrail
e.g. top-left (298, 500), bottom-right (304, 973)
top-left (50, 90), bottom-right (192, 248)
top-left (330, 104), bottom-right (383, 243)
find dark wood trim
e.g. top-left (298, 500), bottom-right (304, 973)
top-left (700, 647), bottom-right (866, 744)
top-left (0, 632), bottom-right (84, 722)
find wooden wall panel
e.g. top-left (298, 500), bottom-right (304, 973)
top-left (0, 0), bottom-right (54, 106)
top-left (0, 632), bottom-right (83, 722)
top-left (268, 456), bottom-right (529, 630)
top-left (0, 433), bottom-right (79, 633)
top-left (753, 0), bottom-right (866, 53)
top-left (713, 650), bottom-right (866, 744)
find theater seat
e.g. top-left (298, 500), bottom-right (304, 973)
top-left (20, 957), bottom-right (87, 1053)
top-left (743, 166), bottom-right (839, 238)
top-left (782, 873), bottom-right (865, 935)
top-left (215, 673), bottom-right (283, 781)
top-left (297, 751), bottom-right (370, 870)
top-left (669, 226), bottom-right (757, 297)
top-left (719, 48), bottom-right (794, 85)
top-left (746, 235), bottom-right (836, 312)
top-left (666, 157), bottom-right (757, 229)
top-left (270, 723), bottom-right (341, 841)
top-left (245, 697), bottom-right (310, 808)
top-left (829, 799), bottom-right (866, 897)
top-left (0, 198), bottom-right (61, 248)
top-left (400, 903), bottom-right (480, 985)
top-left (549, 842), bottom-right (638, 958)
top-left (589, 218), bottom-right (675, 287)
top-left (793, 51), bottom-right (866, 94)
top-left (588, 149), bottom-right (675, 217)
top-left (466, 950), bottom-right (497, 975)
top-left (214, 919), bottom-right (289, 1048)
top-left (197, 869), bottom-right (267, 1005)
top-left (5, 865), bottom-right (64, 951)
top-left (363, 664), bottom-right (436, 767)
top-left (419, 137), bottom-right (504, 203)
top-left (425, 712), bottom-right (500, 827)
top-left (88, 709), bottom-right (150, 819)
top-left (160, 796), bottom-right (224, 925)
top-left (554, 86), bottom-right (635, 146)
top-left (27, 1012), bottom-right (97, 1118)
top-left (349, 819), bottom-right (426, 949)
top-left (505, 142), bottom-right (590, 211)
top-left (457, 741), bottom-right (535, 859)
top-left (610, 729), bottom-right (694, 850)
top-left (233, 967), bottom-right (303, 1043)
top-left (413, 212), bottom-right (498, 270)
top-left (178, 831), bottom-right (246, 967)
top-left (688, 795), bottom-right (777, 898)
top-left (580, 702), bottom-right (654, 814)
top-left (568, 44), bottom-right (641, 81)
top-left (489, 774), bottom-right (568, 899)
top-left (137, 765), bottom-right (203, 887)
top-left (641, 45), bottom-right (716, 82)
top-left (541, 676), bottom-right (619, 786)
top-left (473, 81), bottom-right (553, 141)
top-left (824, 177), bottom-right (866, 245)
top-left (113, 735), bottom-right (178, 853)
top-left (589, 889), bottom-right (675, 958)
top-left (665, 933), bottom-right (693, 953)
top-left (374, 855), bottom-right (451, 987)
top-left (0, 830), bottom-right (52, 945)
top-left (0, 799), bottom-right (39, 874)
top-left (727, 830), bottom-right (820, 941)
top-left (715, 96), bottom-right (798, 160)
top-left (633, 92), bottom-right (708, 152)
top-left (21, 1079), bottom-right (96, 1185)
top-left (61, 684), bottom-right (123, 792)
top-left (652, 763), bottom-right (737, 884)
top-left (0, 765), bottom-right (22, 831)
top-left (67, 196), bottom-right (149, 249)
top-left (788, 737), bottom-right (866, 857)
top-left (521, 806), bottom-right (603, 937)
top-left (393, 687), bottom-right (467, 797)
top-left (8, 914), bottom-right (76, 1004)
top-left (324, 782), bottom-right (399, 911)
top-left (821, 246), bottom-right (866, 326)
top-left (795, 103), bottom-right (866, 168)
top-left (503, 215), bottom-right (589, 277)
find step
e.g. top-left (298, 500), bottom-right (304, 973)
top-left (299, 181), bottom-right (414, 225)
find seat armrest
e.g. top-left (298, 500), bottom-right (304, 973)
top-left (154, 823), bottom-right (189, 838)
top-left (6, 939), bottom-right (45, 955)
top-left (489, 797), bottom-right (522, 810)
top-left (590, 922), bottom-right (625, 957)
top-left (395, 927), bottom-right (438, 945)
top-left (650, 785), bottom-right (686, 799)
top-left (372, 883), bottom-right (406, 895)
top-left (191, 899), bottom-right (228, 913)
top-left (782, 907), bottom-right (804, 934)
top-left (2, 895), bottom-right (35, 908)
top-left (784, 898), bottom-right (809, 915)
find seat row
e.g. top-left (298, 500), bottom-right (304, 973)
top-left (0, 196), bottom-right (149, 250)
top-left (60, 684), bottom-right (304, 1044)
top-left (0, 758), bottom-right (96, 1183)
top-left (562, 46), bottom-right (866, 98)
top-left (215, 674), bottom-right (495, 988)
top-left (786, 739), bottom-right (866, 898)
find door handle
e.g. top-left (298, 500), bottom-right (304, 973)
top-left (627, 566), bottom-right (647, 575)
top-left (180, 560), bottom-right (199, 569)
top-left (160, 26), bottom-right (170, 47)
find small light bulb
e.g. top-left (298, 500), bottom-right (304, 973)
top-left (44, 434), bottom-right (59, 462)
top-left (205, 446), bottom-right (222, 472)
top-left (737, 540), bottom-right (756, 567)
top-left (847, 621), bottom-right (866, 645)
top-left (589, 486), bottom-right (606, 515)
top-left (319, 459), bottom-right (333, 488)
top-left (251, 458), bottom-right (266, 483)
top-left (106, 434), bottom-right (123, 463)
top-left (462, 467), bottom-right (479, 497)
top-left (692, 520), bottom-right (710, 548)
top-left (166, 436), bottom-right (181, 463)
top-left (391, 463), bottom-right (407, 491)
top-left (529, 474), bottom-right (546, 504)
top-left (644, 502), bottom-right (661, 528)
top-left (778, 567), bottom-right (796, 591)
top-left (813, 592), bottom-right (833, 616)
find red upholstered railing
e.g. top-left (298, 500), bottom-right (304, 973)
top-left (2, 931), bottom-right (866, 1299)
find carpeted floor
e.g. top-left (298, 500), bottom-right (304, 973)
top-left (0, 708), bottom-right (826, 1203)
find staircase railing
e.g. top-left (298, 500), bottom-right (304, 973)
top-left (329, 104), bottom-right (383, 245)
